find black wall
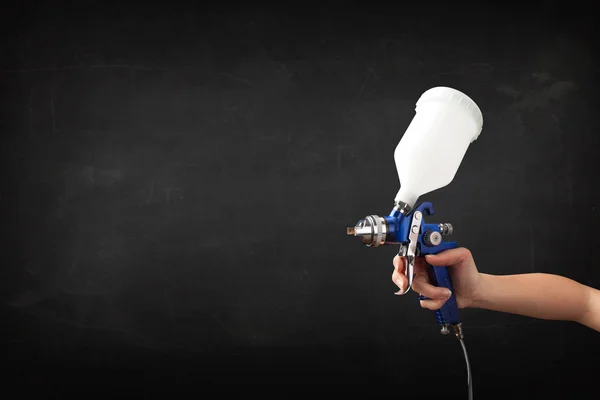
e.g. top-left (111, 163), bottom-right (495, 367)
top-left (2, 2), bottom-right (598, 396)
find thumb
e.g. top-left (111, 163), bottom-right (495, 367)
top-left (425, 247), bottom-right (472, 267)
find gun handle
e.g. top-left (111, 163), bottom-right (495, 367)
top-left (418, 264), bottom-right (462, 326)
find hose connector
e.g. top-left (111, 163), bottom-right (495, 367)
top-left (453, 323), bottom-right (464, 340)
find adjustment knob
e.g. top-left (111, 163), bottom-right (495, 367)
top-left (424, 230), bottom-right (442, 246)
top-left (440, 324), bottom-right (450, 335)
top-left (438, 223), bottom-right (453, 235)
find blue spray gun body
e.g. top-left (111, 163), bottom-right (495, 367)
top-left (348, 200), bottom-right (462, 337)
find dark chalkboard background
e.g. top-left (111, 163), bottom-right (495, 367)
top-left (1, 1), bottom-right (598, 396)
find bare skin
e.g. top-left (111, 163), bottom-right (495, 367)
top-left (392, 247), bottom-right (600, 332)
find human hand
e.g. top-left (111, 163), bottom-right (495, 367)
top-left (392, 247), bottom-right (481, 310)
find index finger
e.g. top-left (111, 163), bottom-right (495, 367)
top-left (394, 255), bottom-right (427, 272)
top-left (393, 255), bottom-right (405, 272)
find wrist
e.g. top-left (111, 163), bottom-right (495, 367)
top-left (469, 273), bottom-right (493, 309)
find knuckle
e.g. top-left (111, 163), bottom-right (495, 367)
top-left (459, 247), bottom-right (472, 260)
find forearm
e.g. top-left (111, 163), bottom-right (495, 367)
top-left (472, 273), bottom-right (600, 331)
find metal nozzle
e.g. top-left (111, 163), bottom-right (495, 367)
top-left (347, 215), bottom-right (387, 247)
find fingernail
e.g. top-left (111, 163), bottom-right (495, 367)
top-left (444, 290), bottom-right (452, 299)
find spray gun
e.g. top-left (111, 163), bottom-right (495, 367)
top-left (347, 87), bottom-right (483, 399)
